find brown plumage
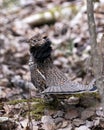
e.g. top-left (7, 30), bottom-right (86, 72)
top-left (28, 33), bottom-right (97, 95)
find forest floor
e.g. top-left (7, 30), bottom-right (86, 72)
top-left (0, 0), bottom-right (104, 130)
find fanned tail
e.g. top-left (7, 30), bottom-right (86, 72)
top-left (42, 79), bottom-right (97, 94)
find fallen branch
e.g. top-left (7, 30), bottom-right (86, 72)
top-left (22, 4), bottom-right (78, 26)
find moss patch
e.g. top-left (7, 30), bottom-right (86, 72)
top-left (7, 97), bottom-right (60, 120)
top-left (8, 98), bottom-right (43, 105)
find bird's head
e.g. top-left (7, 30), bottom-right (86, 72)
top-left (28, 33), bottom-right (51, 48)
top-left (28, 33), bottom-right (52, 62)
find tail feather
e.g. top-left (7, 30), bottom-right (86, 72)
top-left (42, 79), bottom-right (97, 94)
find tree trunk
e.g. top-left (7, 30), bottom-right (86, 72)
top-left (87, 0), bottom-right (104, 110)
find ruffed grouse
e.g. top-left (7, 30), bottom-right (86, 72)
top-left (28, 33), bottom-right (97, 95)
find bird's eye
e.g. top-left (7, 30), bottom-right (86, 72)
top-left (43, 36), bottom-right (47, 39)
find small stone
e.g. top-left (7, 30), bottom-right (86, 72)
top-left (53, 110), bottom-right (64, 118)
top-left (61, 121), bottom-right (69, 128)
top-left (73, 118), bottom-right (85, 127)
top-left (55, 119), bottom-right (69, 129)
top-left (41, 116), bottom-right (55, 130)
top-left (86, 120), bottom-right (93, 128)
top-left (67, 96), bottom-right (79, 105)
top-left (96, 107), bottom-right (104, 117)
top-left (93, 117), bottom-right (100, 126)
top-left (75, 125), bottom-right (91, 130)
top-left (65, 109), bottom-right (78, 120)
top-left (100, 118), bottom-right (104, 128)
top-left (54, 117), bottom-right (64, 125)
top-left (81, 108), bottom-right (95, 120)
